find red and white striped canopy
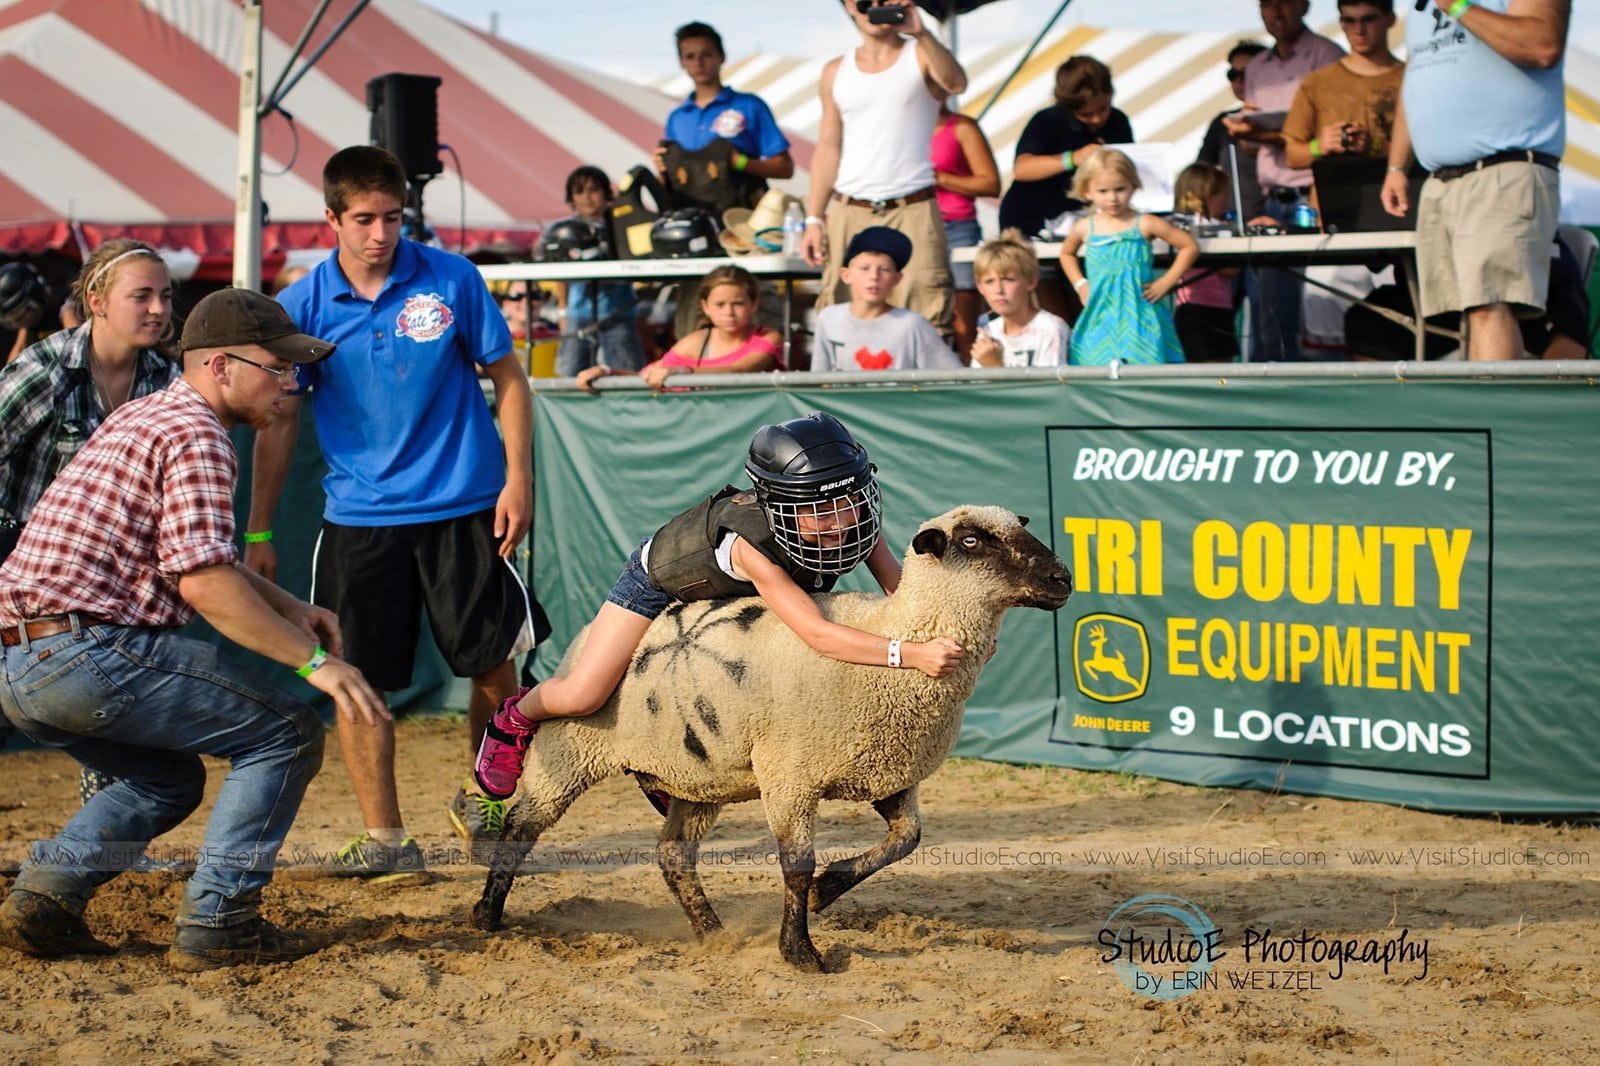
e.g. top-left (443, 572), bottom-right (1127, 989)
top-left (0, 0), bottom-right (720, 269)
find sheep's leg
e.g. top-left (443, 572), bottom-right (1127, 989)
top-left (656, 800), bottom-right (725, 939)
top-left (809, 786), bottom-right (922, 914)
top-left (469, 777), bottom-right (586, 932)
top-left (763, 792), bottom-right (825, 972)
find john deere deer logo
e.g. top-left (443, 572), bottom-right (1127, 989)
top-left (1073, 615), bottom-right (1150, 703)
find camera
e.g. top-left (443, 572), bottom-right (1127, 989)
top-left (1339, 126), bottom-right (1352, 151)
top-left (863, 2), bottom-right (907, 25)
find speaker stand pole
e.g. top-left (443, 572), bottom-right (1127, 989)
top-left (405, 179), bottom-right (431, 244)
top-left (233, 0), bottom-right (264, 291)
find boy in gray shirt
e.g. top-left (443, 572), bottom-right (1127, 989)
top-left (810, 227), bottom-right (962, 372)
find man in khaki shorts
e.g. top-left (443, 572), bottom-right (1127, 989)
top-left (1382, 0), bottom-right (1570, 360)
top-left (799, 0), bottom-right (966, 342)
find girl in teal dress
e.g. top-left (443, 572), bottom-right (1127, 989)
top-left (1058, 149), bottom-right (1197, 365)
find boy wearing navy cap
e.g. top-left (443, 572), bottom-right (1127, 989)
top-left (808, 226), bottom-right (962, 372)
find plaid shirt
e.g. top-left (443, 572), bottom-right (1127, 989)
top-left (0, 381), bottom-right (239, 628)
top-left (0, 323), bottom-right (178, 527)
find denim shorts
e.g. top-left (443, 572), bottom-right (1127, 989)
top-left (605, 538), bottom-right (675, 620)
top-left (945, 217), bottom-right (982, 290)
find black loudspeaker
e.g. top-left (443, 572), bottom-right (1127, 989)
top-left (366, 73), bottom-right (442, 180)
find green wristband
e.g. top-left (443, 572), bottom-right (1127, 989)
top-left (1447, 0), bottom-right (1471, 18)
top-left (243, 529), bottom-right (273, 544)
top-left (296, 646), bottom-right (327, 679)
top-left (1309, 137), bottom-right (1322, 159)
top-left (1060, 150), bottom-right (1076, 173)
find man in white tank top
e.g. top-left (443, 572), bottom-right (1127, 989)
top-left (800, 0), bottom-right (967, 346)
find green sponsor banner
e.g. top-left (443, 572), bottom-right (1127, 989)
top-left (1047, 427), bottom-right (1489, 777)
top-left (526, 374), bottom-right (1600, 815)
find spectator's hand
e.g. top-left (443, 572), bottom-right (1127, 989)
top-left (294, 603), bottom-right (345, 659)
top-left (800, 222), bottom-right (826, 267)
top-left (640, 362), bottom-right (675, 390)
top-left (1344, 125), bottom-right (1370, 155)
top-left (1380, 170), bottom-right (1410, 217)
top-left (307, 658), bottom-right (391, 728)
top-left (652, 144), bottom-right (669, 177)
top-left (575, 365), bottom-right (609, 394)
top-left (907, 637), bottom-right (963, 678)
top-left (888, 0), bottom-right (925, 36)
top-left (494, 479), bottom-right (532, 559)
top-left (1246, 215), bottom-right (1278, 229)
top-left (970, 332), bottom-right (1003, 368)
top-left (243, 541), bottom-right (278, 582)
top-left (1221, 113), bottom-right (1254, 139)
top-left (1318, 122), bottom-right (1351, 155)
top-left (1074, 144), bottom-right (1103, 167)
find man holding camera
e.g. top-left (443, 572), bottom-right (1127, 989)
top-left (1382, 0), bottom-right (1570, 361)
top-left (1281, 0), bottom-right (1403, 174)
top-left (800, 0), bottom-right (966, 342)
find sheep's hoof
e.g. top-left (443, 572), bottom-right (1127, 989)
top-left (469, 901), bottom-right (503, 932)
top-left (781, 938), bottom-right (826, 973)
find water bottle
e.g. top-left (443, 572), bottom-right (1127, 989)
top-left (1293, 202), bottom-right (1319, 232)
top-left (782, 202), bottom-right (806, 257)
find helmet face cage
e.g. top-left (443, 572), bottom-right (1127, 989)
top-left (757, 477), bottom-right (882, 576)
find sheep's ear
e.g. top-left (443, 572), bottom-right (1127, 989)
top-left (913, 528), bottom-right (948, 558)
top-left (1017, 515), bottom-right (1031, 528)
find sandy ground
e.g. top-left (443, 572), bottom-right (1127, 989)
top-left (1, 715), bottom-right (1596, 1064)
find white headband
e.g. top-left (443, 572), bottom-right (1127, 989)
top-left (86, 248), bottom-right (162, 297)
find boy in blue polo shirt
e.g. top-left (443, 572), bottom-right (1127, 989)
top-left (654, 22), bottom-right (794, 190)
top-left (248, 145), bottom-right (547, 877)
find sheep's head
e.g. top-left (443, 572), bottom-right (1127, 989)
top-left (908, 506), bottom-right (1072, 611)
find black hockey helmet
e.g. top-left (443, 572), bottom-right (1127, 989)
top-left (745, 411), bottom-right (882, 574)
top-left (650, 208), bottom-right (720, 259)
top-left (535, 216), bottom-right (608, 262)
top-left (0, 261), bottom-right (50, 329)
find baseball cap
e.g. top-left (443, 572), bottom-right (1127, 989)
top-left (843, 226), bottom-right (912, 270)
top-left (181, 288), bottom-right (335, 364)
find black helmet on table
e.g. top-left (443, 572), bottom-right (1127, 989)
top-left (536, 216), bottom-right (608, 262)
top-left (650, 208), bottom-right (720, 259)
top-left (0, 261), bottom-right (50, 330)
top-left (745, 412), bottom-right (882, 575)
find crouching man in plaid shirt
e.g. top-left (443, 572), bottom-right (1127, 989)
top-left (0, 289), bottom-right (386, 971)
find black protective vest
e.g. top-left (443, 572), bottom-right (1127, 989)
top-left (646, 486), bottom-right (839, 601)
top-left (660, 139), bottom-right (768, 216)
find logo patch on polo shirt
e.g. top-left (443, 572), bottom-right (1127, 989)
top-left (395, 293), bottom-right (454, 342)
top-left (712, 108), bottom-right (747, 139)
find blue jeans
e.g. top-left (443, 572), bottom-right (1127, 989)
top-left (944, 217), bottom-right (982, 290)
top-left (0, 623), bottom-right (323, 928)
top-left (1245, 194), bottom-right (1306, 361)
top-left (557, 318), bottom-right (646, 377)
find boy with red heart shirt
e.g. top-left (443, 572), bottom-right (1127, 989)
top-left (808, 228), bottom-right (962, 372)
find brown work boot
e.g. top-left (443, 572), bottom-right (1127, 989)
top-left (167, 916), bottom-right (321, 971)
top-left (0, 889), bottom-right (115, 958)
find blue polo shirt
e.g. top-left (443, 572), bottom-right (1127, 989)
top-left (278, 240), bottom-right (513, 527)
top-left (663, 86), bottom-right (789, 159)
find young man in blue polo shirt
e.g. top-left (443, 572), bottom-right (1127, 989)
top-left (246, 146), bottom-right (544, 877)
top-left (653, 21), bottom-right (794, 196)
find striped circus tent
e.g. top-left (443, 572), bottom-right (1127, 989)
top-left (660, 20), bottom-right (1600, 224)
top-left (0, 0), bottom-right (699, 271)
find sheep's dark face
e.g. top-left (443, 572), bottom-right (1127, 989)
top-left (912, 508), bottom-right (1072, 610)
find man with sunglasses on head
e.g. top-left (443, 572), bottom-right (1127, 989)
top-left (0, 288), bottom-right (386, 968)
top-left (1224, 0), bottom-right (1345, 361)
top-left (1197, 40), bottom-right (1271, 223)
top-left (1382, 0), bottom-right (1570, 361)
top-left (800, 0), bottom-right (967, 343)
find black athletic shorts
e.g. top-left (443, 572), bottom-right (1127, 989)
top-left (313, 508), bottom-right (550, 692)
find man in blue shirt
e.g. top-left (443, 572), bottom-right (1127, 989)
top-left (248, 146), bottom-right (544, 875)
top-left (1382, 0), bottom-right (1569, 360)
top-left (654, 21), bottom-right (793, 207)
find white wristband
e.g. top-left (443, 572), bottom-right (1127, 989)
top-left (887, 638), bottom-right (903, 668)
top-left (1074, 278), bottom-right (1090, 291)
top-left (804, 216), bottom-right (824, 228)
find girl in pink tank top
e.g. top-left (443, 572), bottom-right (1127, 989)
top-left (930, 103), bottom-right (1000, 359)
top-left (577, 266), bottom-right (782, 392)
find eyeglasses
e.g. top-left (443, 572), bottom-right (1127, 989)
top-left (224, 352), bottom-right (297, 380)
top-left (1226, 68), bottom-right (1247, 82)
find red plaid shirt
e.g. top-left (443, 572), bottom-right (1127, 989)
top-left (0, 381), bottom-right (239, 628)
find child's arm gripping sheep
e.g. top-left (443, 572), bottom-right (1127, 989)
top-left (470, 505), bottom-right (1073, 971)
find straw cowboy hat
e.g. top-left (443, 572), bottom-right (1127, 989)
top-left (720, 189), bottom-right (803, 255)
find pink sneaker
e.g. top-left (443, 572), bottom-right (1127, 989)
top-left (474, 689), bottom-right (536, 800)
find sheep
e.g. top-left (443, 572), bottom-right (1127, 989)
top-left (469, 504), bottom-right (1073, 971)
